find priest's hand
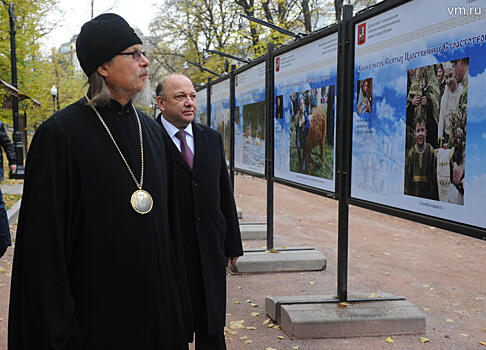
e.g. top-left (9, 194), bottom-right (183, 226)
top-left (226, 256), bottom-right (238, 267)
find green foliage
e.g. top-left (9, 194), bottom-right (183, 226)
top-left (1, 0), bottom-right (86, 130)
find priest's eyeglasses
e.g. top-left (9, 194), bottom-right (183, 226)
top-left (117, 50), bottom-right (146, 62)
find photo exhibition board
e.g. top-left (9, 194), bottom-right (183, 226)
top-left (351, 0), bottom-right (486, 228)
top-left (235, 62), bottom-right (266, 174)
top-left (273, 33), bottom-right (338, 192)
top-left (195, 88), bottom-right (207, 126)
top-left (210, 78), bottom-right (231, 163)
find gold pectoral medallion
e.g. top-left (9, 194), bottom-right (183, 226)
top-left (130, 189), bottom-right (153, 215)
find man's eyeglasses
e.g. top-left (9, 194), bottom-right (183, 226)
top-left (117, 50), bottom-right (146, 62)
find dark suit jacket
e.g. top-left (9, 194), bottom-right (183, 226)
top-left (157, 115), bottom-right (243, 335)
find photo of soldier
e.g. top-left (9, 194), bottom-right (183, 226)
top-left (404, 59), bottom-right (468, 205)
top-left (289, 85), bottom-right (335, 178)
top-left (356, 78), bottom-right (372, 114)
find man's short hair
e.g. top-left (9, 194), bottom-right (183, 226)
top-left (155, 81), bottom-right (165, 100)
top-left (451, 57), bottom-right (469, 66)
top-left (413, 116), bottom-right (426, 130)
top-left (155, 74), bottom-right (192, 101)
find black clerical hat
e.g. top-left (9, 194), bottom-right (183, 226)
top-left (76, 13), bottom-right (142, 77)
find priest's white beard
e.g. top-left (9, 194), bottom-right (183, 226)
top-left (132, 79), bottom-right (153, 108)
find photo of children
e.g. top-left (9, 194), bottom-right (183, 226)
top-left (289, 85), bottom-right (335, 178)
top-left (404, 58), bottom-right (468, 205)
top-left (356, 78), bottom-right (372, 114)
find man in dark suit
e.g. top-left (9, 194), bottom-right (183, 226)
top-left (155, 74), bottom-right (243, 350)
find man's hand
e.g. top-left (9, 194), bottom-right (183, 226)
top-left (226, 256), bottom-right (238, 267)
top-left (413, 95), bottom-right (421, 106)
top-left (9, 164), bottom-right (16, 172)
top-left (452, 162), bottom-right (464, 184)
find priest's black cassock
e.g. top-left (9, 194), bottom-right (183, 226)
top-left (9, 98), bottom-right (191, 349)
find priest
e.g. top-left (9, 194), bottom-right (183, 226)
top-left (8, 14), bottom-right (191, 349)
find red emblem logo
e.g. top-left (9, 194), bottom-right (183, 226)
top-left (357, 22), bottom-right (366, 45)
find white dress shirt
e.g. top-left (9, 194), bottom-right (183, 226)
top-left (160, 115), bottom-right (195, 154)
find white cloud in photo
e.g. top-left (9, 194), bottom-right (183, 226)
top-left (376, 99), bottom-right (396, 122)
top-left (469, 173), bottom-right (486, 197)
top-left (467, 68), bottom-right (486, 122)
top-left (482, 133), bottom-right (486, 141)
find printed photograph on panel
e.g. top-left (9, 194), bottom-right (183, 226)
top-left (289, 85), bottom-right (335, 178)
top-left (276, 95), bottom-right (284, 119)
top-left (196, 112), bottom-right (207, 126)
top-left (356, 78), bottom-right (373, 114)
top-left (214, 110), bottom-right (231, 161)
top-left (241, 101), bottom-right (265, 167)
top-left (404, 58), bottom-right (468, 205)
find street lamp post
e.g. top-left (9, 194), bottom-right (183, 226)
top-left (2, 1), bottom-right (24, 178)
top-left (50, 85), bottom-right (57, 114)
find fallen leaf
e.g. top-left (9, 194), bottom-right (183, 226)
top-left (369, 293), bottom-right (375, 298)
top-left (246, 299), bottom-right (252, 303)
top-left (237, 286), bottom-right (242, 289)
top-left (446, 319), bottom-right (454, 323)
top-left (383, 252), bottom-right (391, 256)
top-left (240, 336), bottom-right (248, 340)
top-left (423, 284), bottom-right (430, 288)
top-left (265, 348), bottom-right (277, 350)
top-left (230, 320), bottom-right (245, 329)
top-left (281, 246), bottom-right (286, 249)
top-left (420, 336), bottom-right (429, 343)
top-left (273, 325), bottom-right (281, 330)
top-left (480, 341), bottom-right (486, 346)
top-left (277, 335), bottom-right (284, 339)
top-left (265, 248), bottom-right (278, 254)
top-left (475, 297), bottom-right (484, 300)
top-left (245, 340), bottom-right (252, 344)
top-left (309, 281), bottom-right (315, 285)
top-left (385, 336), bottom-right (394, 343)
top-left (338, 302), bottom-right (348, 308)
top-left (0, 267), bottom-right (5, 274)
top-left (250, 312), bottom-right (259, 317)
top-left (262, 319), bottom-right (270, 325)
top-left (226, 313), bottom-right (232, 316)
top-left (245, 326), bottom-right (256, 330)
top-left (293, 347), bottom-right (300, 350)
top-left (251, 303), bottom-right (258, 307)
top-left (460, 333), bottom-right (469, 337)
top-left (234, 300), bottom-right (241, 304)
top-left (423, 307), bottom-right (430, 311)
top-left (267, 323), bottom-right (275, 328)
